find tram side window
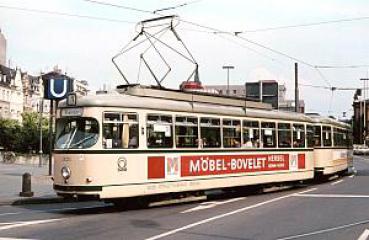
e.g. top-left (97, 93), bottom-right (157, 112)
top-left (103, 112), bottom-right (139, 149)
top-left (334, 128), bottom-right (346, 147)
top-left (243, 120), bottom-right (260, 148)
top-left (293, 124), bottom-right (305, 148)
top-left (200, 118), bottom-right (221, 148)
top-left (278, 123), bottom-right (291, 148)
top-left (347, 130), bottom-right (353, 147)
top-left (261, 122), bottom-right (276, 148)
top-left (175, 116), bottom-right (198, 148)
top-left (147, 114), bottom-right (173, 148)
top-left (322, 126), bottom-right (332, 147)
top-left (314, 126), bottom-right (322, 147)
top-left (223, 119), bottom-right (241, 148)
top-left (306, 125), bottom-right (315, 148)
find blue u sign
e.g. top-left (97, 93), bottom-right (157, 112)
top-left (45, 78), bottom-right (74, 100)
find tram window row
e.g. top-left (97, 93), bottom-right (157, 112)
top-left (100, 112), bottom-right (352, 150)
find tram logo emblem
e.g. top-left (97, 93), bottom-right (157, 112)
top-left (117, 157), bottom-right (127, 172)
top-left (166, 157), bottom-right (180, 178)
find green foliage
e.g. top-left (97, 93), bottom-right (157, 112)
top-left (0, 118), bottom-right (21, 151)
top-left (0, 112), bottom-right (50, 153)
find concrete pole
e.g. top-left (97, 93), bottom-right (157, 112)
top-left (48, 100), bottom-right (53, 176)
top-left (38, 98), bottom-right (43, 167)
top-left (222, 65), bottom-right (234, 96)
top-left (295, 63), bottom-right (299, 113)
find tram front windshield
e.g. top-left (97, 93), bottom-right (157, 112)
top-left (55, 117), bottom-right (99, 149)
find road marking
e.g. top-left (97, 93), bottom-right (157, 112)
top-left (331, 180), bottom-right (344, 185)
top-left (294, 194), bottom-right (369, 198)
top-left (0, 204), bottom-right (109, 218)
top-left (181, 197), bottom-right (246, 213)
top-left (0, 218), bottom-right (63, 231)
top-left (349, 175), bottom-right (355, 178)
top-left (0, 238), bottom-right (36, 240)
top-left (276, 219), bottom-right (369, 240)
top-left (145, 188), bottom-right (317, 240)
top-left (358, 229), bottom-right (369, 240)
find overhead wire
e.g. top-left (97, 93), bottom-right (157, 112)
top-left (238, 15), bottom-right (369, 33)
top-left (82, 0), bottom-right (155, 15)
top-left (0, 4), bottom-right (135, 24)
top-left (153, 0), bottom-right (203, 14)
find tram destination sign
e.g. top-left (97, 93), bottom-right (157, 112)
top-left (61, 108), bottom-right (83, 117)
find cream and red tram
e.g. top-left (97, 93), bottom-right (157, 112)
top-left (53, 85), bottom-right (352, 201)
top-left (309, 115), bottom-right (353, 177)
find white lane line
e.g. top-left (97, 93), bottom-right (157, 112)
top-left (294, 194), bottom-right (369, 198)
top-left (0, 218), bottom-right (63, 231)
top-left (181, 197), bottom-right (246, 213)
top-left (145, 188), bottom-right (317, 240)
top-left (276, 219), bottom-right (369, 240)
top-left (0, 204), bottom-right (109, 217)
top-left (0, 237), bottom-right (37, 240)
top-left (358, 229), bottom-right (369, 240)
top-left (331, 180), bottom-right (344, 185)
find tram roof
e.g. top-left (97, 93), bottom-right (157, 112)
top-left (58, 85), bottom-right (349, 128)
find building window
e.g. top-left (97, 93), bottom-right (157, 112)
top-left (200, 117), bottom-right (221, 148)
top-left (175, 116), bottom-right (198, 148)
top-left (147, 114), bottom-right (173, 148)
top-left (278, 123), bottom-right (291, 148)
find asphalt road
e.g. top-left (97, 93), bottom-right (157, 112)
top-left (1, 156), bottom-right (369, 240)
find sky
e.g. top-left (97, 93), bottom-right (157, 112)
top-left (1, 0), bottom-right (369, 118)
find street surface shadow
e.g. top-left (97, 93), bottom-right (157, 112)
top-left (355, 169), bottom-right (369, 176)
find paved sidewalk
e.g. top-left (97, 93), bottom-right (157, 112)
top-left (0, 162), bottom-right (60, 205)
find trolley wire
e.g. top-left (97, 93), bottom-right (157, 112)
top-left (0, 4), bottom-right (135, 24)
top-left (153, 0), bottom-right (203, 14)
top-left (82, 0), bottom-right (155, 15)
top-left (238, 15), bottom-right (369, 33)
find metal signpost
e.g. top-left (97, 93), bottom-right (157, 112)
top-left (42, 73), bottom-right (74, 175)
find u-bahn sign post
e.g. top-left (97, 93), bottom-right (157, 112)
top-left (42, 73), bottom-right (74, 175)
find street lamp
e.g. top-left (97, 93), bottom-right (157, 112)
top-left (222, 65), bottom-right (234, 96)
top-left (361, 78), bottom-right (369, 146)
top-left (38, 98), bottom-right (43, 167)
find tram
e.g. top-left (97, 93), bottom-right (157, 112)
top-left (52, 85), bottom-right (353, 202)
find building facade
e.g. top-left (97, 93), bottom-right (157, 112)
top-left (353, 99), bottom-right (369, 144)
top-left (0, 65), bottom-right (24, 121)
top-left (0, 29), bottom-right (6, 66)
top-left (204, 80), bottom-right (305, 112)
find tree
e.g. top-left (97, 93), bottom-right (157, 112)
top-left (0, 118), bottom-right (21, 151)
top-left (0, 112), bottom-right (49, 153)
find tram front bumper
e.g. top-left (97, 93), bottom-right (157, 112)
top-left (53, 184), bottom-right (103, 199)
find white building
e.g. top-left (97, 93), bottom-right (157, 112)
top-left (0, 29), bottom-right (6, 66)
top-left (0, 65), bottom-right (23, 121)
top-left (74, 79), bottom-right (89, 96)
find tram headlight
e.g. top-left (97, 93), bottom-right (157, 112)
top-left (61, 166), bottom-right (71, 180)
